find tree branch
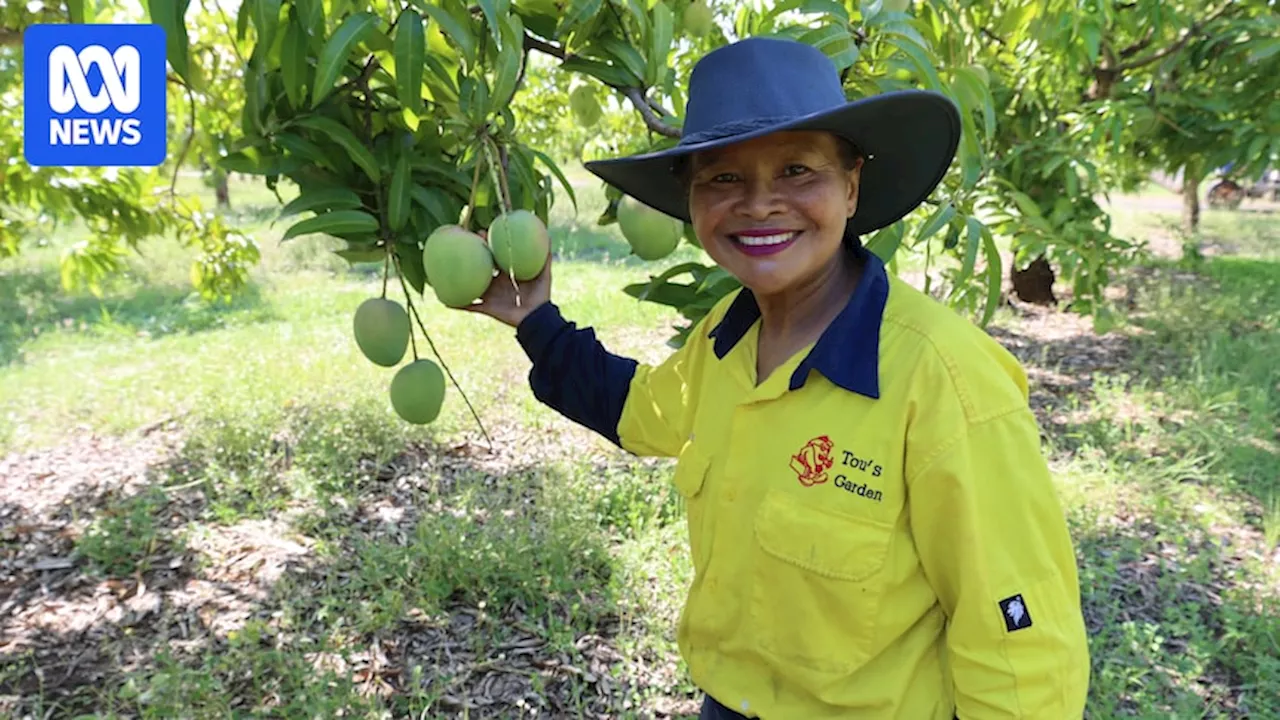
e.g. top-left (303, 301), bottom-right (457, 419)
top-left (0, 28), bottom-right (20, 47)
top-left (1110, 2), bottom-right (1237, 72)
top-left (211, 0), bottom-right (247, 67)
top-left (1118, 25), bottom-right (1157, 59)
top-left (523, 33), bottom-right (680, 138)
top-left (171, 81), bottom-right (198, 199)
top-left (981, 28), bottom-right (1005, 47)
top-left (621, 87), bottom-right (680, 138)
top-left (523, 33), bottom-right (566, 59)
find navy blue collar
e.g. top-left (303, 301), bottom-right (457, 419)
top-left (706, 245), bottom-right (889, 399)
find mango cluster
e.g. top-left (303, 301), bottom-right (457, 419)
top-left (350, 210), bottom-right (552, 425)
top-left (424, 209), bottom-right (552, 307)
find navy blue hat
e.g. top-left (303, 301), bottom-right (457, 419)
top-left (583, 37), bottom-right (961, 237)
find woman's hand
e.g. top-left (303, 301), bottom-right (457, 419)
top-left (460, 231), bottom-right (552, 328)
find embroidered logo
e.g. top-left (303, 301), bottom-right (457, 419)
top-left (999, 594), bottom-right (1033, 632)
top-left (790, 435), bottom-right (835, 487)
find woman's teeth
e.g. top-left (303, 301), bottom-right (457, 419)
top-left (735, 231), bottom-right (798, 246)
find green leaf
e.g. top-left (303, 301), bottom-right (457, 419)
top-left (312, 11), bottom-right (380, 108)
top-left (297, 0), bottom-right (324, 37)
top-left (770, 0), bottom-right (850, 22)
top-left (395, 10), bottom-right (426, 114)
top-left (1248, 38), bottom-right (1280, 63)
top-left (146, 0), bottom-right (192, 85)
top-left (697, 267), bottom-right (738, 293)
top-left (491, 15), bottom-right (524, 108)
top-left (561, 56), bottom-right (635, 88)
top-left (335, 247), bottom-right (387, 265)
top-left (293, 116), bottom-right (382, 183)
top-left (241, 62), bottom-right (267, 137)
top-left (279, 188), bottom-right (364, 219)
top-left (598, 37), bottom-right (647, 85)
top-left (915, 202), bottom-right (955, 245)
top-left (237, 0), bottom-right (254, 41)
top-left (396, 243), bottom-right (428, 295)
top-left (958, 127), bottom-right (982, 189)
top-left (460, 74), bottom-right (491, 125)
top-left (410, 156), bottom-right (473, 196)
top-left (281, 14), bottom-right (310, 109)
top-left (979, 225), bottom-right (1002, 326)
top-left (527, 147), bottom-right (577, 213)
top-left (67, 0), bottom-right (85, 23)
top-left (865, 221), bottom-right (905, 262)
top-left (276, 132), bottom-right (334, 168)
top-left (557, 0), bottom-right (605, 39)
top-left (414, 0), bottom-right (477, 67)
top-left (885, 33), bottom-right (943, 91)
top-left (504, 146), bottom-right (539, 214)
top-left (410, 185), bottom-right (457, 227)
top-left (253, 0), bottom-right (282, 52)
top-left (218, 150), bottom-right (265, 175)
top-left (282, 210), bottom-right (380, 241)
top-left (960, 216), bottom-right (982, 283)
top-left (1009, 190), bottom-right (1043, 220)
top-left (646, 2), bottom-right (674, 88)
top-left (799, 24), bottom-right (858, 72)
top-left (801, 0), bottom-right (850, 23)
top-left (389, 154), bottom-right (412, 232)
top-left (639, 262), bottom-right (709, 298)
top-left (1079, 19), bottom-right (1101, 62)
top-left (623, 0), bottom-right (650, 39)
top-left (622, 280), bottom-right (699, 309)
top-left (1243, 135), bottom-right (1269, 166)
top-left (950, 68), bottom-right (983, 112)
top-left (476, 0), bottom-right (504, 46)
top-left (424, 54), bottom-right (460, 103)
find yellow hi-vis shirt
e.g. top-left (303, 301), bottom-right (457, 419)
top-left (614, 250), bottom-right (1091, 718)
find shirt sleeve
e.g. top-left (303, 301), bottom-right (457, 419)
top-left (515, 301), bottom-right (639, 448)
top-left (907, 404), bottom-right (1091, 718)
top-left (515, 301), bottom-right (707, 458)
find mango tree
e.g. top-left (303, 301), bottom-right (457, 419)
top-left (0, 0), bottom-right (260, 300)
top-left (1131, 6), bottom-right (1280, 234)
top-left (131, 0), bottom-right (1013, 427)
top-left (8, 0), bottom-right (1278, 427)
top-left (982, 0), bottom-right (1280, 309)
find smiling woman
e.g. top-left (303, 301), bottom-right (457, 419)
top-left (680, 130), bottom-right (867, 383)
top-left (456, 37), bottom-right (1091, 720)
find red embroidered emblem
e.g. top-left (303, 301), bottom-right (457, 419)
top-left (790, 435), bottom-right (835, 487)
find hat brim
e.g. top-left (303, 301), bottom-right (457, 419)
top-left (582, 89), bottom-right (961, 238)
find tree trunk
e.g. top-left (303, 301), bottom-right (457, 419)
top-left (1011, 254), bottom-right (1057, 305)
top-left (1181, 163), bottom-right (1204, 235)
top-left (215, 172), bottom-right (231, 209)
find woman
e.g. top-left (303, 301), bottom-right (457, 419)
top-left (463, 38), bottom-right (1090, 719)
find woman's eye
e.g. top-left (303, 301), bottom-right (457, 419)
top-left (784, 164), bottom-right (810, 176)
top-left (711, 173), bottom-right (737, 183)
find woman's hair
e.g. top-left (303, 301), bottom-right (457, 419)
top-left (670, 132), bottom-right (866, 250)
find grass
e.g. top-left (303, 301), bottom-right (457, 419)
top-left (2, 172), bottom-right (1278, 718)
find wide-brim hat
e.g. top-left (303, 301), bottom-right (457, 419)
top-left (583, 37), bottom-right (961, 238)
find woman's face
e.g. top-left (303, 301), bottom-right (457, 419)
top-left (687, 130), bottom-right (863, 298)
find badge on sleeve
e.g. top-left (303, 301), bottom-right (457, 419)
top-left (999, 594), bottom-right (1032, 632)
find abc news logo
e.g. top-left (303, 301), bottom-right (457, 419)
top-left (23, 24), bottom-right (166, 168)
top-left (48, 44), bottom-right (144, 147)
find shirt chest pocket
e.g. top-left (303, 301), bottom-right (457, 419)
top-left (749, 488), bottom-right (894, 675)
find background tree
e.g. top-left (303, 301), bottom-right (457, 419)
top-left (0, 0), bottom-right (260, 300)
top-left (2, 0), bottom-right (1277, 341)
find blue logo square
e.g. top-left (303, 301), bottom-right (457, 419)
top-left (23, 24), bottom-right (168, 168)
